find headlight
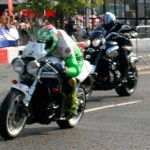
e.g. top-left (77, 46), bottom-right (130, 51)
top-left (84, 39), bottom-right (91, 48)
top-left (13, 58), bottom-right (25, 74)
top-left (106, 46), bottom-right (119, 58)
top-left (26, 61), bottom-right (40, 75)
top-left (92, 39), bottom-right (101, 47)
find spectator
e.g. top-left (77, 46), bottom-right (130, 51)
top-left (3, 16), bottom-right (11, 30)
top-left (0, 9), bottom-right (10, 27)
top-left (65, 17), bottom-right (76, 36)
top-left (15, 11), bottom-right (30, 45)
top-left (76, 16), bottom-right (86, 42)
top-left (36, 14), bottom-right (44, 29)
top-left (47, 16), bottom-right (55, 25)
top-left (9, 16), bottom-right (20, 42)
top-left (127, 12), bottom-right (136, 29)
top-left (42, 15), bottom-right (49, 26)
top-left (29, 14), bottom-right (37, 41)
top-left (10, 15), bottom-right (19, 28)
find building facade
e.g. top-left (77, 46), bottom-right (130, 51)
top-left (98, 0), bottom-right (150, 27)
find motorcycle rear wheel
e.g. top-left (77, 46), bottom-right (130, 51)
top-left (0, 89), bottom-right (27, 140)
top-left (115, 66), bottom-right (138, 96)
top-left (56, 87), bottom-right (86, 128)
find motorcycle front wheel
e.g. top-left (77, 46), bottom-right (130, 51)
top-left (0, 89), bottom-right (27, 140)
top-left (56, 87), bottom-right (86, 128)
top-left (115, 66), bottom-right (138, 96)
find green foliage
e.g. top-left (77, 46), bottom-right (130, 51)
top-left (14, 0), bottom-right (103, 28)
top-left (14, 0), bottom-right (103, 15)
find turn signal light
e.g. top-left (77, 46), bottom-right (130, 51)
top-left (12, 80), bottom-right (17, 84)
top-left (52, 88), bottom-right (59, 93)
top-left (68, 77), bottom-right (76, 86)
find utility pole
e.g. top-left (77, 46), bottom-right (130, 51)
top-left (85, 0), bottom-right (91, 33)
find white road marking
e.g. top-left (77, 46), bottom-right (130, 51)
top-left (84, 100), bottom-right (142, 113)
top-left (138, 71), bottom-right (150, 74)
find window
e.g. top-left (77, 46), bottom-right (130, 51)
top-left (125, 0), bottom-right (136, 27)
top-left (138, 0), bottom-right (145, 18)
top-left (125, 0), bottom-right (136, 18)
top-left (146, 0), bottom-right (150, 18)
top-left (116, 0), bottom-right (125, 18)
top-left (105, 0), bottom-right (115, 13)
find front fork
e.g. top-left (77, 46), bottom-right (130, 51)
top-left (11, 67), bottom-right (44, 107)
top-left (11, 78), bottom-right (38, 107)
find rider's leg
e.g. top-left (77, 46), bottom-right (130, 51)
top-left (118, 47), bottom-right (129, 82)
top-left (63, 78), bottom-right (78, 118)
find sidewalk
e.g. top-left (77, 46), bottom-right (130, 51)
top-left (137, 51), bottom-right (150, 71)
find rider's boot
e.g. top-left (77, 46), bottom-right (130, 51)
top-left (65, 91), bottom-right (78, 119)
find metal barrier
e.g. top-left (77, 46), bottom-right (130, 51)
top-left (136, 25), bottom-right (150, 38)
top-left (135, 25), bottom-right (150, 69)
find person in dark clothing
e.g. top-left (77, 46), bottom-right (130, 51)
top-left (65, 17), bottom-right (76, 36)
top-left (101, 12), bottom-right (133, 82)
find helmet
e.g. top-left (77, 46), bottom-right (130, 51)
top-left (37, 25), bottom-right (58, 53)
top-left (101, 12), bottom-right (116, 30)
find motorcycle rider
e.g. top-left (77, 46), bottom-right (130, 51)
top-left (37, 23), bottom-right (84, 119)
top-left (100, 12), bottom-right (133, 82)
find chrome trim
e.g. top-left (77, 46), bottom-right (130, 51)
top-left (106, 45), bottom-right (119, 58)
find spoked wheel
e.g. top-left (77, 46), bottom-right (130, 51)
top-left (0, 89), bottom-right (27, 140)
top-left (115, 66), bottom-right (138, 96)
top-left (56, 87), bottom-right (86, 128)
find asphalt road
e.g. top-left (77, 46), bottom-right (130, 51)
top-left (0, 64), bottom-right (150, 150)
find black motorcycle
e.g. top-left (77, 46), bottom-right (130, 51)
top-left (83, 25), bottom-right (138, 96)
top-left (0, 41), bottom-right (92, 140)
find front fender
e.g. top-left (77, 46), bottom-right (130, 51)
top-left (11, 83), bottom-right (32, 107)
top-left (130, 56), bottom-right (138, 63)
top-left (128, 52), bottom-right (138, 63)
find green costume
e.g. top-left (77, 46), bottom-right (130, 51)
top-left (37, 25), bottom-right (84, 118)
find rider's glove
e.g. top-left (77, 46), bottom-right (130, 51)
top-left (53, 63), bottom-right (66, 74)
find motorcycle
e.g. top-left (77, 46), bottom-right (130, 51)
top-left (0, 41), bottom-right (92, 140)
top-left (83, 25), bottom-right (138, 96)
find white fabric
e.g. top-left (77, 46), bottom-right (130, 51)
top-left (76, 60), bottom-right (93, 82)
top-left (52, 29), bottom-right (75, 59)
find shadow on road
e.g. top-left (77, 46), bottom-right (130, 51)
top-left (0, 126), bottom-right (63, 141)
top-left (87, 94), bottom-right (122, 102)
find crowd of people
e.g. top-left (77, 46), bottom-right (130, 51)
top-left (0, 9), bottom-right (100, 46)
top-left (0, 9), bottom-right (58, 45)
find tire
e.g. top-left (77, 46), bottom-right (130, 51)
top-left (85, 85), bottom-right (93, 100)
top-left (56, 87), bottom-right (86, 128)
top-left (82, 76), bottom-right (93, 100)
top-left (115, 66), bottom-right (138, 96)
top-left (82, 83), bottom-right (93, 100)
top-left (0, 89), bottom-right (27, 140)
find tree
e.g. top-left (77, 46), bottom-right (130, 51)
top-left (14, 0), bottom-right (103, 28)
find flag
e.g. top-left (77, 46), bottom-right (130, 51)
top-left (44, 10), bottom-right (55, 16)
top-left (22, 10), bottom-right (31, 16)
top-left (7, 0), bottom-right (13, 16)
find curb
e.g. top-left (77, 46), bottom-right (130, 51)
top-left (0, 42), bottom-right (85, 65)
top-left (0, 48), bottom-right (8, 64)
top-left (0, 46), bottom-right (25, 64)
top-left (137, 66), bottom-right (150, 71)
top-left (0, 44), bottom-right (150, 72)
